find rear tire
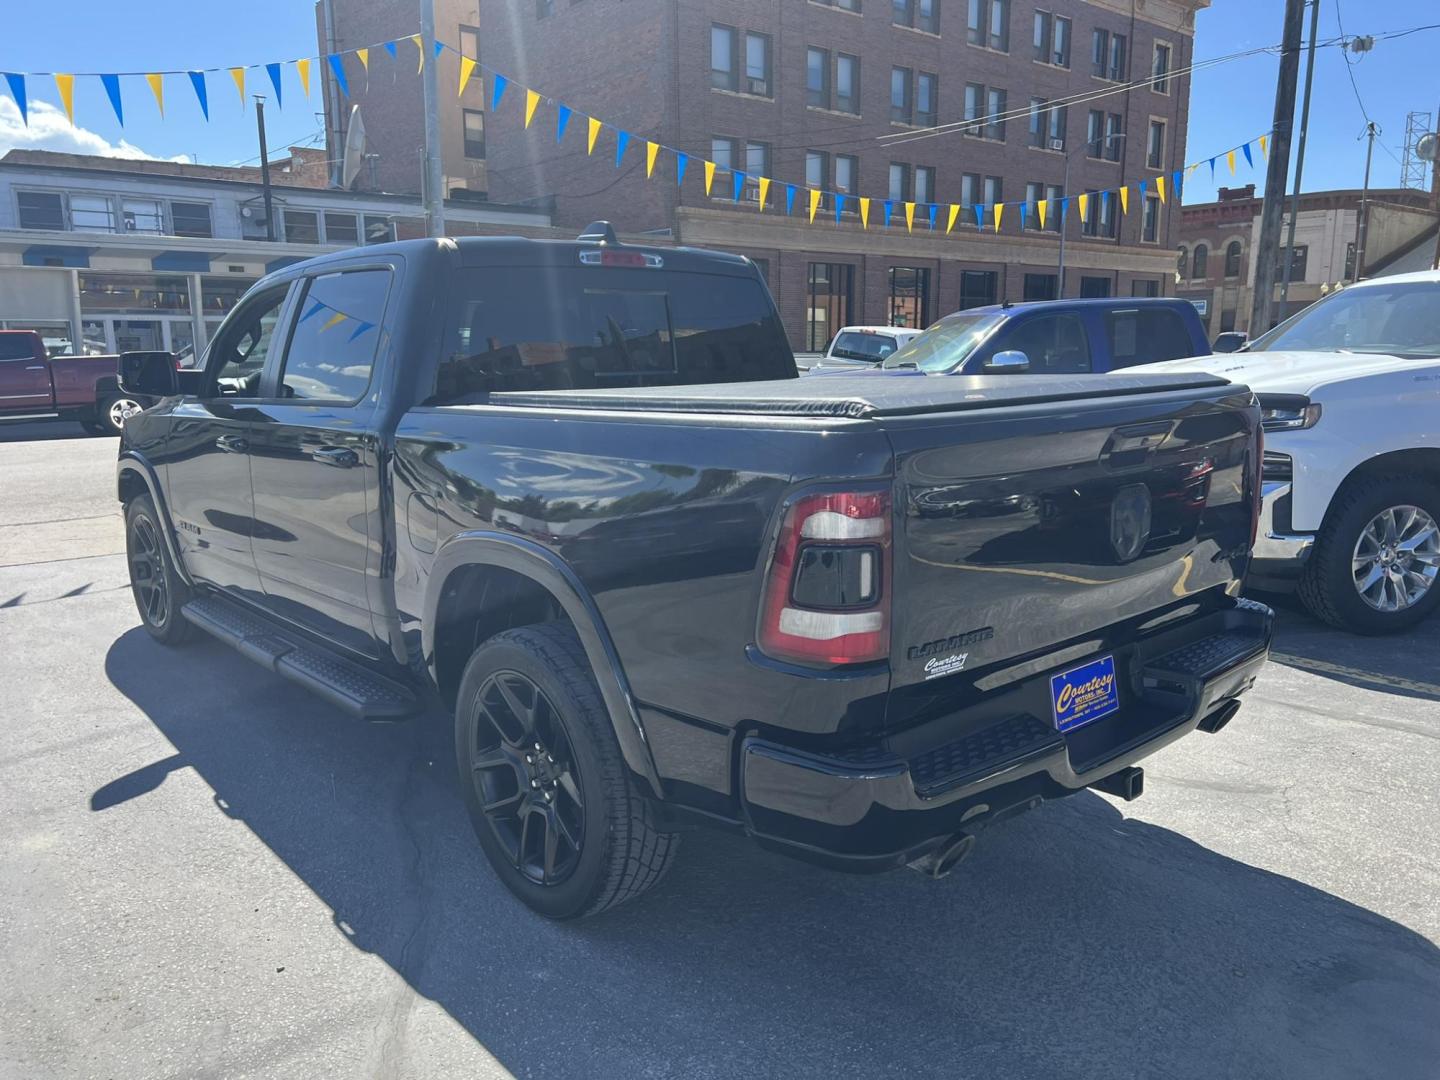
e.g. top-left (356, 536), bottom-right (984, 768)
top-left (97, 394), bottom-right (143, 436)
top-left (124, 496), bottom-right (195, 645)
top-left (454, 622), bottom-right (679, 919)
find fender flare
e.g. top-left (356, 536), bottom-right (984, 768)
top-left (424, 531), bottom-right (662, 798)
top-left (117, 451), bottom-right (194, 588)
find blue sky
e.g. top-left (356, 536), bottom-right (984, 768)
top-left (0, 0), bottom-right (1435, 204)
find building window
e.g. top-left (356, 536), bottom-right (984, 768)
top-left (711, 24), bottom-right (737, 90)
top-left (959, 270), bottom-right (997, 309)
top-left (1192, 244), bottom-right (1208, 279)
top-left (1344, 241), bottom-right (1356, 281)
top-left (17, 191), bottom-right (65, 231)
top-left (967, 0), bottom-right (1008, 50)
top-left (893, 68), bottom-right (935, 125)
top-left (835, 154), bottom-right (858, 197)
top-left (463, 109), bottom-right (486, 158)
top-left (891, 67), bottom-right (912, 123)
top-left (807, 263), bottom-right (854, 351)
top-left (983, 175), bottom-right (1003, 207)
top-left (915, 165), bottom-right (935, 204)
top-left (713, 26), bottom-right (771, 96)
top-left (120, 198), bottom-right (163, 234)
top-left (806, 149), bottom-right (829, 194)
top-left (1033, 11), bottom-right (1070, 66)
top-left (283, 209), bottom-right (320, 244)
top-left (917, 72), bottom-right (938, 128)
top-left (711, 136), bottom-right (739, 173)
top-left (324, 212), bottom-right (360, 246)
top-left (1086, 111), bottom-right (1104, 158)
top-left (807, 47), bottom-right (831, 107)
top-left (1279, 245), bottom-right (1308, 281)
top-left (816, 0), bottom-right (861, 9)
top-left (1147, 120), bottom-right (1165, 169)
top-left (1096, 190), bottom-right (1116, 237)
top-left (836, 54), bottom-right (860, 113)
top-left (893, 0), bottom-right (939, 33)
top-left (459, 25), bottom-right (479, 61)
top-left (1177, 247), bottom-right (1188, 275)
top-left (889, 267), bottom-right (931, 328)
top-left (1092, 29), bottom-right (1126, 80)
top-left (1080, 276), bottom-right (1112, 298)
top-left (1132, 279), bottom-right (1161, 298)
top-left (1225, 240), bottom-right (1243, 278)
top-left (1045, 104), bottom-right (1068, 150)
top-left (1152, 42), bottom-right (1172, 93)
top-left (745, 32), bottom-right (773, 96)
top-left (1046, 183), bottom-right (1064, 232)
top-left (1103, 113), bottom-right (1124, 160)
top-left (960, 173), bottom-right (980, 217)
top-left (1024, 273), bottom-right (1058, 300)
top-left (170, 201), bottom-right (213, 238)
top-left (967, 84), bottom-right (1005, 139)
top-left (889, 163), bottom-right (912, 202)
top-left (1142, 193), bottom-right (1160, 242)
top-left (1024, 181), bottom-right (1044, 229)
top-left (78, 273), bottom-right (191, 314)
top-left (69, 195), bottom-right (115, 232)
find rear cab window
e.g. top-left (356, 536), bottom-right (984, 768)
top-left (1106, 307), bottom-right (1196, 369)
top-left (830, 331), bottom-right (900, 363)
top-left (432, 263), bottom-right (791, 401)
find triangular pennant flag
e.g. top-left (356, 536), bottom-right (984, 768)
top-left (973, 203), bottom-right (985, 229)
top-left (411, 35), bottom-right (425, 73)
top-left (525, 89), bottom-right (541, 129)
top-left (1138, 180), bottom-right (1147, 200)
top-left (946, 203), bottom-right (960, 234)
top-left (1077, 192), bottom-right (1090, 222)
top-left (645, 140), bottom-right (659, 177)
top-left (356, 48), bottom-right (369, 72)
top-left (434, 40), bottom-right (445, 60)
top-left (54, 74), bottom-right (74, 124)
top-left (1019, 202), bottom-right (1029, 230)
top-left (265, 63), bottom-right (282, 107)
top-left (858, 197), bottom-right (870, 228)
top-left (993, 203), bottom-right (1004, 231)
top-left (556, 104), bottom-right (572, 142)
top-left (144, 73), bottom-right (164, 117)
top-left (928, 204), bottom-right (938, 231)
top-left (1119, 186), bottom-right (1129, 215)
top-left (296, 58), bottom-right (311, 99)
top-left (676, 152), bottom-right (689, 186)
top-left (1037, 200), bottom-right (1048, 229)
top-left (883, 201), bottom-right (893, 228)
top-left (491, 73), bottom-right (508, 111)
top-left (384, 40), bottom-right (398, 59)
top-left (1242, 142), bottom-right (1254, 168)
top-left (346, 320), bottom-right (375, 342)
top-left (808, 188), bottom-right (821, 224)
top-left (188, 70), bottom-right (209, 120)
top-left (327, 55), bottom-right (349, 98)
top-left (1226, 150), bottom-right (1235, 175)
top-left (757, 176), bottom-right (770, 210)
top-left (457, 56), bottom-right (477, 96)
top-left (615, 130), bottom-right (630, 167)
top-left (1208, 156), bottom-right (1216, 181)
top-left (1100, 190), bottom-right (1110, 218)
top-left (784, 183), bottom-right (796, 215)
top-left (704, 159), bottom-right (716, 195)
top-left (320, 311), bottom-right (347, 332)
top-left (1171, 170), bottom-right (1183, 200)
top-left (834, 194), bottom-right (846, 223)
top-left (299, 299), bottom-right (325, 322)
top-left (99, 74), bottom-right (124, 126)
top-left (587, 116), bottom-right (602, 155)
top-left (3, 73), bottom-right (27, 126)
top-left (1156, 176), bottom-right (1166, 204)
top-left (905, 201), bottom-right (915, 233)
top-left (731, 170), bottom-right (745, 201)
top-left (1259, 134), bottom-right (1269, 159)
top-left (1059, 196), bottom-right (1070, 223)
top-left (229, 67), bottom-right (246, 107)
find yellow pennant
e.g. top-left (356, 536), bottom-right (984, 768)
top-left (993, 203), bottom-right (1004, 231)
top-left (524, 89), bottom-right (541, 128)
top-left (645, 140), bottom-right (659, 177)
top-left (904, 202), bottom-right (915, 233)
top-left (1155, 175), bottom-right (1167, 203)
top-left (412, 35), bottom-right (425, 73)
top-left (1227, 150), bottom-right (1236, 175)
top-left (1037, 199), bottom-right (1048, 229)
top-left (145, 73), bottom-right (164, 117)
top-left (1187, 162), bottom-right (1201, 176)
top-left (858, 197), bottom-right (870, 228)
top-left (1258, 134), bottom-right (1269, 159)
top-left (587, 116), bottom-right (602, 155)
top-left (356, 48), bottom-right (369, 72)
top-left (946, 203), bottom-right (960, 234)
top-left (757, 176), bottom-right (771, 210)
top-left (54, 74), bottom-right (75, 124)
top-left (457, 56), bottom-right (477, 96)
top-left (1077, 193), bottom-right (1089, 222)
top-left (703, 159), bottom-right (716, 195)
top-left (229, 67), bottom-right (246, 106)
top-left (1119, 187), bottom-right (1129, 215)
top-left (297, 57), bottom-right (312, 98)
top-left (808, 188), bottom-right (822, 224)
top-left (320, 312), bottom-right (346, 332)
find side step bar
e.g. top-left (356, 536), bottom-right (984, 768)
top-left (182, 595), bottom-right (420, 720)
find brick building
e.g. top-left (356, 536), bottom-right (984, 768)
top-left (321, 0), bottom-right (1205, 350)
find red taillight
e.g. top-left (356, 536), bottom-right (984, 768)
top-left (758, 490), bottom-right (891, 666)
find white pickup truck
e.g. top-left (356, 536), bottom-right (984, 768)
top-left (1153, 270), bottom-right (1440, 634)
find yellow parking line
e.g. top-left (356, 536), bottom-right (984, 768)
top-left (1270, 651), bottom-right (1440, 699)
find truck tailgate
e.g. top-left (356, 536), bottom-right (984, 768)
top-left (882, 384), bottom-right (1260, 723)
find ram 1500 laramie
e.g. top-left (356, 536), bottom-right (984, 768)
top-left (117, 228), bottom-right (1273, 919)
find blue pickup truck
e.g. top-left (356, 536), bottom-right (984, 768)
top-left (848, 298), bottom-right (1212, 377)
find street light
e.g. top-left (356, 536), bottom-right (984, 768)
top-left (1057, 131), bottom-right (1127, 298)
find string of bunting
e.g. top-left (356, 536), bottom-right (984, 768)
top-left (0, 37), bottom-right (1271, 234)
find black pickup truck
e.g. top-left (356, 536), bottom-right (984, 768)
top-left (117, 227), bottom-right (1272, 919)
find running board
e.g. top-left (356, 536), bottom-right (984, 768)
top-left (181, 595), bottom-right (420, 720)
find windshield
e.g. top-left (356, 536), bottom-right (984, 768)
top-left (1249, 281), bottom-right (1440, 358)
top-left (829, 331), bottom-right (900, 363)
top-left (883, 313), bottom-right (1003, 372)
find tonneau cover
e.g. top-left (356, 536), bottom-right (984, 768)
top-left (489, 371), bottom-right (1234, 420)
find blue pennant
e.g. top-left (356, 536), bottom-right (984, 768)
top-left (346, 320), bottom-right (375, 342)
top-left (1137, 180), bottom-right (1147, 199)
top-left (434, 40), bottom-right (445, 59)
top-left (834, 194), bottom-right (846, 223)
top-left (615, 129), bottom-right (630, 167)
top-left (1019, 202), bottom-right (1029, 230)
top-left (1242, 142), bottom-right (1254, 168)
top-left (99, 74), bottom-right (123, 126)
top-left (327, 54), bottom-right (349, 97)
top-left (384, 41), bottom-right (398, 59)
top-left (266, 63), bottom-right (283, 108)
top-left (1209, 157), bottom-right (1216, 180)
top-left (675, 152), bottom-right (689, 186)
top-left (3, 73), bottom-right (26, 125)
top-left (555, 104), bottom-right (572, 142)
top-left (491, 73), bottom-right (508, 111)
top-left (784, 183), bottom-right (796, 214)
top-left (188, 71), bottom-right (209, 121)
top-left (732, 170), bottom-right (746, 201)
top-left (1171, 170), bottom-right (1183, 198)
top-left (973, 203), bottom-right (984, 229)
top-left (1059, 196), bottom-right (1070, 222)
top-left (928, 204), bottom-right (938, 231)
top-left (883, 201), bottom-right (893, 228)
top-left (299, 300), bottom-right (326, 322)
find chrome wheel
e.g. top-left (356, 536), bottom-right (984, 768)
top-left (1351, 504), bottom-right (1439, 612)
top-left (109, 397), bottom-right (142, 430)
top-left (127, 513), bottom-right (169, 629)
top-left (466, 670), bottom-right (584, 887)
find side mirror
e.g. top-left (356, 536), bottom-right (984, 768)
top-left (1213, 332), bottom-right (1248, 354)
top-left (119, 351), bottom-right (179, 397)
top-left (984, 350), bottom-right (1031, 373)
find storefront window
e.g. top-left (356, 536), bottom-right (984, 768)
top-left (807, 263), bottom-right (854, 351)
top-left (79, 273), bottom-right (191, 314)
top-left (888, 267), bottom-right (931, 329)
top-left (199, 278), bottom-right (259, 317)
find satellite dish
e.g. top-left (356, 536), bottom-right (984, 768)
top-left (341, 105), bottom-right (367, 189)
top-left (1418, 133), bottom-right (1438, 163)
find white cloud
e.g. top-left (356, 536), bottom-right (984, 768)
top-left (0, 96), bottom-right (187, 162)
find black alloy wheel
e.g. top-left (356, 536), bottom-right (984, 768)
top-left (124, 495), bottom-right (194, 645)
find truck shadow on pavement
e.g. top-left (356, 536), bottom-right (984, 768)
top-left (101, 628), bottom-right (1440, 1080)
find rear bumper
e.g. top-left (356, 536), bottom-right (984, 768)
top-left (739, 599), bottom-right (1273, 871)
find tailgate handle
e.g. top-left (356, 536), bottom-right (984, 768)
top-left (1102, 421), bottom-right (1172, 465)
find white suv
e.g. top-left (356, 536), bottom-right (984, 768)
top-left (807, 326), bottom-right (922, 372)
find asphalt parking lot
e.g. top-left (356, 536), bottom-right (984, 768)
top-left (2, 419), bottom-right (1438, 1080)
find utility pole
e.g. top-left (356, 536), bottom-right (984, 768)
top-left (1352, 121), bottom-right (1378, 283)
top-left (1250, 0), bottom-right (1305, 334)
top-left (1280, 0), bottom-right (1320, 310)
top-left (255, 96), bottom-right (275, 242)
top-left (420, 0), bottom-right (446, 237)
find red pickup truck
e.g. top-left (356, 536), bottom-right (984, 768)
top-left (0, 330), bottom-right (143, 434)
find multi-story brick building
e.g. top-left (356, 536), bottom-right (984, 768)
top-left (321, 0), bottom-right (1205, 350)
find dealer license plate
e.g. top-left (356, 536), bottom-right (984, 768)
top-left (1050, 655), bottom-right (1120, 733)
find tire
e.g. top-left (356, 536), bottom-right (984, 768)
top-left (454, 622), bottom-right (679, 919)
top-left (124, 495), bottom-right (195, 645)
top-left (1297, 474), bottom-right (1440, 634)
top-left (97, 394), bottom-right (143, 436)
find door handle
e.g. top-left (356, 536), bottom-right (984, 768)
top-left (215, 434), bottom-right (249, 453)
top-left (311, 446), bottom-right (359, 468)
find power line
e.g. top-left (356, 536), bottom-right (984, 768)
top-left (1333, 0), bottom-right (1372, 124)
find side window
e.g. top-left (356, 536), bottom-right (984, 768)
top-left (207, 284), bottom-right (290, 397)
top-left (1107, 308), bottom-right (1195, 368)
top-left (1003, 314), bottom-right (1091, 373)
top-left (279, 269), bottom-right (392, 402)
